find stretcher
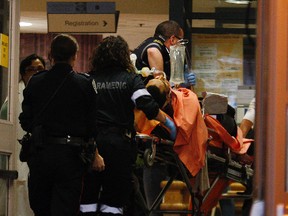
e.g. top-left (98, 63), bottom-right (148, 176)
top-left (136, 132), bottom-right (253, 216)
top-left (134, 90), bottom-right (254, 215)
top-left (135, 104), bottom-right (255, 216)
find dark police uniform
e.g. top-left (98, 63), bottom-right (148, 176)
top-left (133, 37), bottom-right (171, 80)
top-left (79, 66), bottom-right (160, 215)
top-left (19, 63), bottom-right (96, 216)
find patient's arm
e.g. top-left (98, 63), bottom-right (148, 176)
top-left (240, 119), bottom-right (253, 138)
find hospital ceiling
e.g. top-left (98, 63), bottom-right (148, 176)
top-left (19, 0), bottom-right (257, 49)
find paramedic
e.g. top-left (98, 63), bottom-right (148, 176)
top-left (19, 34), bottom-right (100, 216)
top-left (133, 20), bottom-right (196, 87)
top-left (79, 35), bottom-right (177, 216)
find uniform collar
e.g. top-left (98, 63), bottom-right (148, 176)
top-left (51, 63), bottom-right (73, 73)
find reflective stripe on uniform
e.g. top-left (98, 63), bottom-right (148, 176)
top-left (131, 89), bottom-right (150, 104)
top-left (100, 204), bottom-right (123, 215)
top-left (79, 203), bottom-right (97, 212)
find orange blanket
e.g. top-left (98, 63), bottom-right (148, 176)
top-left (171, 88), bottom-right (208, 176)
top-left (134, 88), bottom-right (208, 176)
top-left (204, 114), bottom-right (252, 154)
top-left (134, 110), bottom-right (160, 135)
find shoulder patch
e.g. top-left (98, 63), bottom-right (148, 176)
top-left (79, 72), bottom-right (90, 77)
top-left (153, 39), bottom-right (164, 46)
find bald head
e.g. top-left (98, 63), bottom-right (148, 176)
top-left (147, 79), bottom-right (164, 91)
top-left (147, 78), bottom-right (170, 108)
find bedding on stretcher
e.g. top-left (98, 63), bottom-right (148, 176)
top-left (204, 114), bottom-right (252, 154)
top-left (135, 86), bottom-right (254, 176)
top-left (135, 87), bottom-right (208, 177)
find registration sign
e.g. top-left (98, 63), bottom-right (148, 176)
top-left (47, 2), bottom-right (119, 33)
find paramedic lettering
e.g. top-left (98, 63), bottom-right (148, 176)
top-left (95, 81), bottom-right (127, 90)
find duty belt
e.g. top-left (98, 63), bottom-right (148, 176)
top-left (46, 135), bottom-right (95, 146)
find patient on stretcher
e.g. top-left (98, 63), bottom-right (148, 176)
top-left (135, 77), bottom-right (208, 176)
top-left (134, 77), bottom-right (254, 215)
top-left (134, 77), bottom-right (209, 215)
top-left (135, 77), bottom-right (253, 169)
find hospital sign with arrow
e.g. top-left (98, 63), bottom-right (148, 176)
top-left (47, 2), bottom-right (119, 33)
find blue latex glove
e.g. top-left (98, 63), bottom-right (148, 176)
top-left (163, 117), bottom-right (177, 140)
top-left (184, 72), bottom-right (196, 86)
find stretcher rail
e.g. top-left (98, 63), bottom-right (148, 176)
top-left (135, 133), bottom-right (254, 216)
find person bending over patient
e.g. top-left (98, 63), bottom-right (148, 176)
top-left (79, 35), bottom-right (177, 216)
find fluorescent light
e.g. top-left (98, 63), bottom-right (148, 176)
top-left (225, 0), bottom-right (251, 4)
top-left (19, 22), bottom-right (32, 27)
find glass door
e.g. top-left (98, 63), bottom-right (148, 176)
top-left (0, 0), bottom-right (9, 121)
top-left (0, 0), bottom-right (20, 215)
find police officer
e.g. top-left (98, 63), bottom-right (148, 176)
top-left (19, 34), bottom-right (102, 216)
top-left (79, 35), bottom-right (176, 216)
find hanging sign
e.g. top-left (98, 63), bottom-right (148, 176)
top-left (47, 2), bottom-right (119, 33)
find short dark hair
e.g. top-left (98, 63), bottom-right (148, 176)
top-left (154, 20), bottom-right (182, 40)
top-left (20, 54), bottom-right (46, 76)
top-left (49, 34), bottom-right (79, 62)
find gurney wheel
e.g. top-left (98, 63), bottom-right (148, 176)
top-left (144, 149), bottom-right (154, 167)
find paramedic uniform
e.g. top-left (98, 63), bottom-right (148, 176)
top-left (80, 66), bottom-right (161, 216)
top-left (19, 63), bottom-right (96, 216)
top-left (133, 37), bottom-right (171, 80)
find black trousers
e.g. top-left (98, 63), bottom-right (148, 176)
top-left (28, 144), bottom-right (86, 216)
top-left (80, 130), bottom-right (136, 215)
